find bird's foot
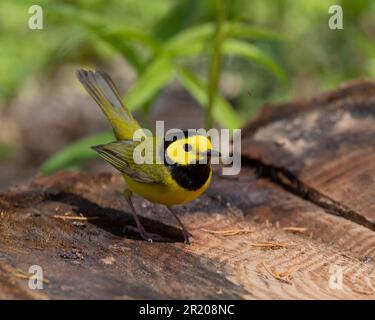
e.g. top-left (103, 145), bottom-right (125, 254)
top-left (122, 225), bottom-right (167, 242)
top-left (182, 230), bottom-right (193, 245)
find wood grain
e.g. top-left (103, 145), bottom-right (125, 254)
top-left (1, 81), bottom-right (375, 299)
top-left (241, 81), bottom-right (375, 228)
top-left (0, 169), bottom-right (374, 299)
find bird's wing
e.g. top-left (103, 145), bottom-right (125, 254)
top-left (92, 139), bottom-right (166, 184)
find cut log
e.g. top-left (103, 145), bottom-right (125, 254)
top-left (241, 81), bottom-right (375, 229)
top-left (0, 168), bottom-right (374, 299)
top-left (1, 81), bottom-right (375, 299)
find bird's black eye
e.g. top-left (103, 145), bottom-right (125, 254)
top-left (183, 143), bottom-right (192, 152)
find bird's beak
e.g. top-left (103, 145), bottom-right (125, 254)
top-left (205, 149), bottom-right (221, 157)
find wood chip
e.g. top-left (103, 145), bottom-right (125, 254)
top-left (52, 215), bottom-right (99, 221)
top-left (100, 256), bottom-right (116, 265)
top-left (283, 227), bottom-right (308, 233)
top-left (262, 262), bottom-right (295, 284)
top-left (201, 227), bottom-right (255, 236)
top-left (251, 241), bottom-right (295, 249)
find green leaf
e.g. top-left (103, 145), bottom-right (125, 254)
top-left (165, 23), bottom-right (215, 56)
top-left (153, 0), bottom-right (199, 41)
top-left (125, 55), bottom-right (175, 110)
top-left (226, 22), bottom-right (286, 41)
top-left (221, 39), bottom-right (286, 81)
top-left (45, 3), bottom-right (156, 72)
top-left (175, 66), bottom-right (243, 129)
top-left (101, 26), bottom-right (160, 52)
top-left (45, 3), bottom-right (107, 28)
top-left (206, 0), bottom-right (228, 130)
top-left (96, 31), bottom-right (146, 72)
top-left (41, 131), bottom-right (114, 175)
top-left (164, 21), bottom-right (284, 57)
top-left (93, 25), bottom-right (161, 73)
top-left (96, 26), bottom-right (161, 72)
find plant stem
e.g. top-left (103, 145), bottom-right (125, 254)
top-left (206, 0), bottom-right (228, 130)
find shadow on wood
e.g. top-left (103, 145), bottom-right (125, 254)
top-left (1, 81), bottom-right (375, 299)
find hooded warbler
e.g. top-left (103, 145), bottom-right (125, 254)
top-left (76, 69), bottom-right (221, 244)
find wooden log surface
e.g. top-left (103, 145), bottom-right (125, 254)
top-left (1, 81), bottom-right (375, 299)
top-left (241, 81), bottom-right (375, 228)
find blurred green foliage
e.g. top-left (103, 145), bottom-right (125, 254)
top-left (0, 0), bottom-right (374, 173)
top-left (0, 142), bottom-right (13, 162)
top-left (1, 0), bottom-right (284, 117)
top-left (41, 131), bottom-right (114, 174)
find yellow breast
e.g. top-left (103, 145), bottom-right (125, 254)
top-left (124, 169), bottom-right (212, 206)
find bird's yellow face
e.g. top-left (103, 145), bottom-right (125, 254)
top-left (166, 135), bottom-right (215, 166)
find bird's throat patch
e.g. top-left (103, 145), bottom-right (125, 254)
top-left (170, 163), bottom-right (211, 191)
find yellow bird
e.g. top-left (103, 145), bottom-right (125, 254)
top-left (77, 70), bottom-right (221, 243)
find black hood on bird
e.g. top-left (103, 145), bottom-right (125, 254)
top-left (162, 131), bottom-right (211, 191)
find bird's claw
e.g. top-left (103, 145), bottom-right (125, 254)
top-left (141, 232), bottom-right (166, 242)
top-left (123, 225), bottom-right (193, 244)
top-left (123, 225), bottom-right (167, 242)
top-left (183, 231), bottom-right (193, 245)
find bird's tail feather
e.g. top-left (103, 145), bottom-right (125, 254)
top-left (76, 69), bottom-right (141, 140)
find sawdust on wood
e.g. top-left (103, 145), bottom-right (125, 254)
top-left (283, 227), bottom-right (308, 233)
top-left (201, 227), bottom-right (255, 236)
top-left (52, 215), bottom-right (100, 221)
top-left (262, 262), bottom-right (295, 284)
top-left (251, 241), bottom-right (295, 249)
